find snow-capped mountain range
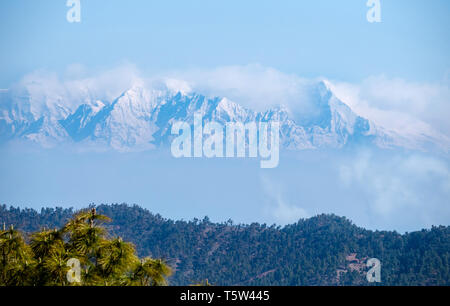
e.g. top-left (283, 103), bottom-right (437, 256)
top-left (0, 80), bottom-right (448, 153)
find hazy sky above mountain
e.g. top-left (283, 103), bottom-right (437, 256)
top-left (1, 0), bottom-right (449, 87)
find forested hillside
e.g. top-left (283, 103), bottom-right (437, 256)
top-left (1, 204), bottom-right (448, 286)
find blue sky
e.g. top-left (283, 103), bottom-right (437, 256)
top-left (1, 0), bottom-right (449, 87)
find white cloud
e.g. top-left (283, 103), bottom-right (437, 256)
top-left (165, 64), bottom-right (317, 112)
top-left (339, 150), bottom-right (450, 220)
top-left (260, 174), bottom-right (309, 224)
top-left (328, 76), bottom-right (450, 137)
top-left (9, 64), bottom-right (144, 117)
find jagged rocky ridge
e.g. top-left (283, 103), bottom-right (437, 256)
top-left (0, 80), bottom-right (447, 152)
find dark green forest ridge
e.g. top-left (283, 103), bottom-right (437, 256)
top-left (0, 204), bottom-right (448, 286)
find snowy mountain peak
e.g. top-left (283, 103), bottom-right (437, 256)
top-left (0, 80), bottom-right (447, 152)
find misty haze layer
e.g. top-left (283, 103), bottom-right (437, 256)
top-left (1, 143), bottom-right (448, 233)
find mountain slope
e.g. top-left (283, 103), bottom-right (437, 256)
top-left (1, 204), bottom-right (448, 286)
